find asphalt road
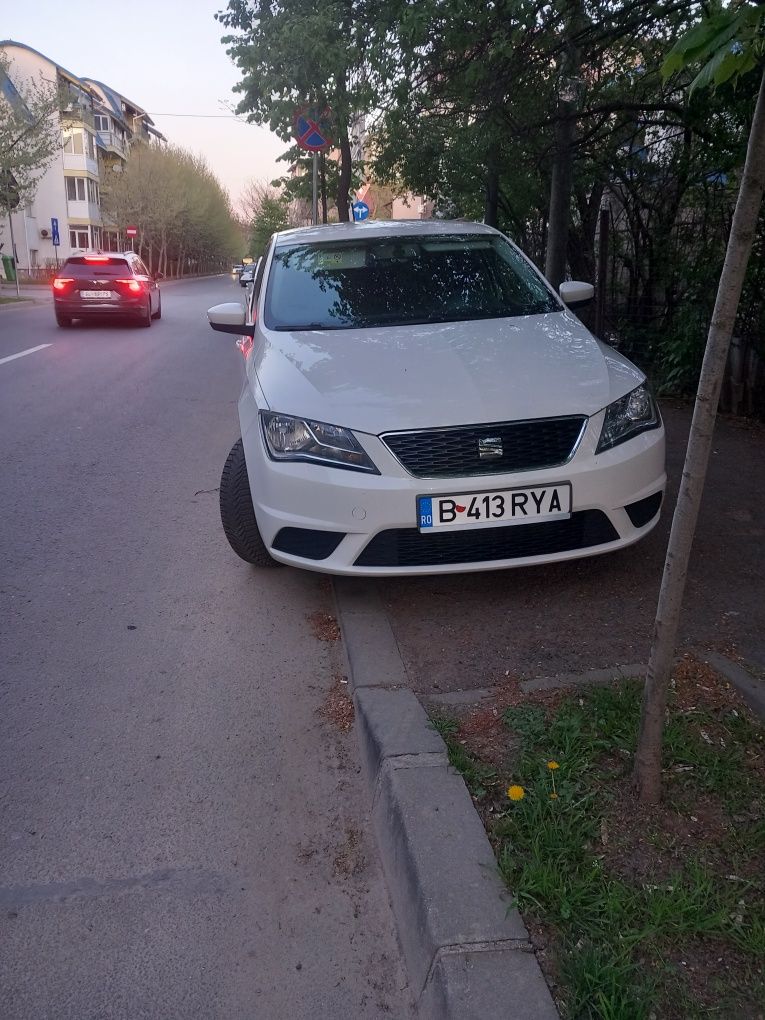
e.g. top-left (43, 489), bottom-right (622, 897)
top-left (0, 278), bottom-right (413, 1019)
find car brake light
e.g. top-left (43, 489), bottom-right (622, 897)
top-left (53, 278), bottom-right (74, 290)
top-left (115, 278), bottom-right (143, 293)
top-left (84, 255), bottom-right (110, 262)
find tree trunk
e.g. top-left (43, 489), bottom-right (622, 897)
top-left (484, 142), bottom-right (500, 227)
top-left (545, 2), bottom-right (582, 289)
top-left (320, 153), bottom-right (328, 224)
top-left (633, 67), bottom-right (765, 805)
top-left (545, 107), bottom-right (575, 288)
top-left (337, 132), bottom-right (352, 222)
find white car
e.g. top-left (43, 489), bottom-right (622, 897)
top-left (207, 220), bottom-right (665, 576)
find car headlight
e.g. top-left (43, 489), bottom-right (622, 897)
top-left (261, 412), bottom-right (379, 473)
top-left (596, 383), bottom-right (660, 453)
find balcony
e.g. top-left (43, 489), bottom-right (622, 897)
top-left (63, 153), bottom-right (99, 176)
top-left (97, 130), bottom-right (127, 158)
top-left (66, 199), bottom-right (101, 223)
top-left (60, 105), bottom-right (95, 130)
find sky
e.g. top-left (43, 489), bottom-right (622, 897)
top-left (2, 0), bottom-right (285, 213)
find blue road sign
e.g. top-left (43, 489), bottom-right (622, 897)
top-left (352, 200), bottom-right (370, 222)
top-left (50, 217), bottom-right (60, 246)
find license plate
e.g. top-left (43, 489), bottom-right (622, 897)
top-left (417, 483), bottom-right (572, 532)
top-left (81, 290), bottom-right (113, 299)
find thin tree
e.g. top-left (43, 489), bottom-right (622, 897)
top-left (0, 52), bottom-right (60, 290)
top-left (634, 2), bottom-right (765, 804)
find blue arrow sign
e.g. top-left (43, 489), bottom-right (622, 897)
top-left (50, 217), bottom-right (60, 246)
top-left (352, 200), bottom-right (370, 222)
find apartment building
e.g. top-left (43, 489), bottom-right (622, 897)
top-left (0, 40), bottom-right (164, 274)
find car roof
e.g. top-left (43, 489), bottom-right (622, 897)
top-left (273, 218), bottom-right (500, 246)
top-left (65, 251), bottom-right (132, 260)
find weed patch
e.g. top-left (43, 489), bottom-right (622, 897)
top-left (434, 658), bottom-right (764, 1018)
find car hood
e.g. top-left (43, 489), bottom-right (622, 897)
top-left (254, 311), bottom-right (644, 434)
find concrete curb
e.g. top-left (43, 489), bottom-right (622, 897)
top-left (333, 578), bottom-right (559, 1020)
top-left (695, 649), bottom-right (765, 720)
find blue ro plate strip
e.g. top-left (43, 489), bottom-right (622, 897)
top-left (418, 497), bottom-right (434, 529)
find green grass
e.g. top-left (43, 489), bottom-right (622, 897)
top-left (0, 295), bottom-right (31, 304)
top-left (435, 684), bottom-right (765, 1018)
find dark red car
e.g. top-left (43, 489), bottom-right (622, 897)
top-left (52, 252), bottom-right (162, 327)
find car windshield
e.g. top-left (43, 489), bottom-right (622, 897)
top-left (264, 233), bottom-right (559, 331)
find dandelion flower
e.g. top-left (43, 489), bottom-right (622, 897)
top-left (507, 785), bottom-right (525, 801)
top-left (550, 793), bottom-right (559, 800)
top-left (547, 761), bottom-right (560, 770)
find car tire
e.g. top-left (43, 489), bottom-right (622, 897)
top-left (138, 300), bottom-right (152, 328)
top-left (55, 311), bottom-right (72, 327)
top-left (152, 294), bottom-right (162, 319)
top-left (219, 438), bottom-right (279, 567)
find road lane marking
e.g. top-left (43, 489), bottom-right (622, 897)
top-left (0, 344), bottom-right (52, 367)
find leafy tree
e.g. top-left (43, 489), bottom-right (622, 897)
top-left (370, 0), bottom-right (700, 269)
top-left (216, 0), bottom-right (378, 221)
top-left (251, 193), bottom-right (289, 256)
top-left (101, 143), bottom-right (241, 275)
top-left (634, 1), bottom-right (765, 805)
top-left (0, 52), bottom-right (60, 221)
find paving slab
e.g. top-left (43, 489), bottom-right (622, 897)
top-left (421, 948), bottom-right (559, 1020)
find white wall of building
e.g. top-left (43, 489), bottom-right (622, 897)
top-left (1, 42), bottom-right (104, 274)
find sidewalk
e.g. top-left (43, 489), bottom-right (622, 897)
top-left (0, 284), bottom-right (53, 305)
top-left (0, 273), bottom-right (224, 309)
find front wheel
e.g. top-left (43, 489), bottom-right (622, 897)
top-left (152, 294), bottom-right (162, 319)
top-left (219, 439), bottom-right (279, 567)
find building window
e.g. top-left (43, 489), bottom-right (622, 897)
top-left (66, 177), bottom-right (86, 202)
top-left (87, 179), bottom-right (100, 204)
top-left (94, 115), bottom-right (110, 132)
top-left (69, 228), bottom-right (90, 250)
top-left (86, 132), bottom-right (96, 160)
top-left (91, 226), bottom-right (102, 249)
top-left (63, 130), bottom-right (84, 155)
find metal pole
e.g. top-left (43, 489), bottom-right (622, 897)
top-left (312, 152), bottom-right (318, 226)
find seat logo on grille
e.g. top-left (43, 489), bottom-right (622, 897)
top-left (478, 436), bottom-right (503, 459)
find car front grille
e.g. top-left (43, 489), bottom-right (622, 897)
top-left (381, 416), bottom-right (587, 478)
top-left (354, 511), bottom-right (618, 568)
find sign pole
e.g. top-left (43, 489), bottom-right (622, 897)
top-left (312, 152), bottom-right (318, 226)
top-left (293, 105), bottom-right (332, 226)
top-left (51, 217), bottom-right (60, 269)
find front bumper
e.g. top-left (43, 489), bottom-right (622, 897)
top-left (239, 390), bottom-right (666, 576)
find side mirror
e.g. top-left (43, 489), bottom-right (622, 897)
top-left (207, 302), bottom-right (256, 336)
top-left (154, 271), bottom-right (164, 281)
top-left (560, 281), bottom-right (595, 309)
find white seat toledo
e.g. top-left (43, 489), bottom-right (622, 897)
top-left (208, 220), bottom-right (665, 575)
